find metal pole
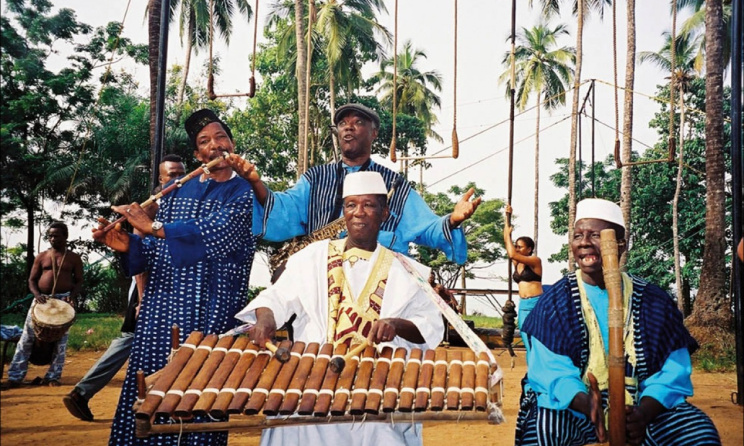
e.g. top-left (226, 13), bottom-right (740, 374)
top-left (730, 0), bottom-right (743, 407)
top-left (506, 0), bottom-right (516, 303)
top-left (151, 0), bottom-right (170, 190)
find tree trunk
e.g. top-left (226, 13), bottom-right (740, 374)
top-left (295, 0), bottom-right (307, 180)
top-left (673, 90), bottom-right (685, 314)
top-left (567, 1), bottom-right (584, 271)
top-left (533, 91), bottom-right (541, 252)
top-left (176, 12), bottom-right (195, 111)
top-left (25, 201), bottom-right (35, 276)
top-left (148, 0), bottom-right (161, 176)
top-left (688, 0), bottom-right (732, 334)
top-left (329, 71), bottom-right (339, 163)
top-left (620, 0), bottom-right (635, 268)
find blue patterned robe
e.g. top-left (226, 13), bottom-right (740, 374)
top-left (109, 175), bottom-right (256, 446)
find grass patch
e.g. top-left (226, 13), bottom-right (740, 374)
top-left (693, 343), bottom-right (737, 373)
top-left (1, 313), bottom-right (123, 363)
top-left (463, 314), bottom-right (503, 329)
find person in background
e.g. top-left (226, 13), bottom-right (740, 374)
top-left (63, 157), bottom-right (185, 422)
top-left (503, 204), bottom-right (543, 355)
top-left (2, 222), bottom-right (83, 389)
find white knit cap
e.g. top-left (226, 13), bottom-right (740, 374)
top-left (342, 171), bottom-right (387, 198)
top-left (575, 198), bottom-right (625, 230)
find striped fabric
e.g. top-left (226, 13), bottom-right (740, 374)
top-left (303, 161), bottom-right (411, 236)
top-left (515, 274), bottom-right (720, 445)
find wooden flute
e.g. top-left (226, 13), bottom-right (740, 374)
top-left (99, 153), bottom-right (229, 233)
top-left (600, 228), bottom-right (626, 445)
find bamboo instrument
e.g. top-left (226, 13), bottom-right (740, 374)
top-left (100, 154), bottom-right (229, 233)
top-left (397, 348), bottom-right (423, 412)
top-left (262, 341), bottom-right (306, 415)
top-left (188, 336), bottom-right (249, 417)
top-left (382, 347), bottom-right (409, 412)
top-left (329, 340), bottom-right (370, 373)
top-left (600, 229), bottom-right (626, 446)
top-left (364, 346), bottom-right (394, 414)
top-left (279, 342), bottom-right (320, 415)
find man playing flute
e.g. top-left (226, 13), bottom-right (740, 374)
top-left (236, 171), bottom-right (444, 446)
top-left (228, 103), bottom-right (481, 266)
top-left (514, 198), bottom-right (721, 445)
top-left (93, 109), bottom-right (259, 446)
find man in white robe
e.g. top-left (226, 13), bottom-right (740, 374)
top-left (236, 171), bottom-right (443, 446)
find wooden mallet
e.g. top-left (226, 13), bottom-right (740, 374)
top-left (264, 340), bottom-right (291, 363)
top-left (329, 340), bottom-right (371, 373)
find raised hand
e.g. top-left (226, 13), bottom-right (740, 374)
top-left (450, 187), bottom-right (482, 228)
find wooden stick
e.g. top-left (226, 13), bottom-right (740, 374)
top-left (262, 341), bottom-right (306, 415)
top-left (364, 346), bottom-right (394, 414)
top-left (600, 229), bottom-right (626, 446)
top-left (279, 342), bottom-right (320, 415)
top-left (382, 347), bottom-right (408, 413)
top-left (189, 336), bottom-right (249, 417)
top-left (397, 348), bottom-right (423, 412)
top-left (174, 335), bottom-right (235, 418)
top-left (100, 155), bottom-right (228, 233)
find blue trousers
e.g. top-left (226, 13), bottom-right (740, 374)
top-left (517, 295), bottom-right (540, 357)
top-left (74, 332), bottom-right (133, 400)
top-left (8, 302), bottom-right (69, 382)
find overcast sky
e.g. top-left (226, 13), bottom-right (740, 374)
top-left (11, 1), bottom-right (689, 314)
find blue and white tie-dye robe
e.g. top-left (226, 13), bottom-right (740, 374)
top-left (109, 175), bottom-right (257, 446)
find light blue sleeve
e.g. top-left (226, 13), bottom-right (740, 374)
top-left (528, 338), bottom-right (588, 410)
top-left (638, 348), bottom-right (693, 408)
top-left (261, 177), bottom-right (312, 242)
top-left (389, 189), bottom-right (468, 265)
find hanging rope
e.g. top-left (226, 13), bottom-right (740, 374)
top-left (207, 0), bottom-right (216, 100)
top-left (207, 0), bottom-right (257, 99)
top-left (389, 0), bottom-right (398, 163)
top-left (248, 0), bottom-right (259, 98)
top-left (62, 0), bottom-right (133, 212)
top-left (611, 0), bottom-right (621, 168)
top-left (614, 1), bottom-right (678, 168)
top-left (451, 0), bottom-right (459, 159)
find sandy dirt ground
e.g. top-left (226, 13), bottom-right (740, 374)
top-left (1, 348), bottom-right (742, 445)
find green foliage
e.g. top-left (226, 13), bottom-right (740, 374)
top-left (0, 245), bottom-right (31, 313)
top-left (463, 314), bottom-right (503, 329)
top-left (547, 79), bottom-right (733, 293)
top-left (419, 183), bottom-right (505, 289)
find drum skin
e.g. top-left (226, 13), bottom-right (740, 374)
top-left (32, 299), bottom-right (76, 343)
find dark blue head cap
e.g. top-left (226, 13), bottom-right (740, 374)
top-left (184, 109), bottom-right (233, 146)
top-left (334, 103), bottom-right (380, 128)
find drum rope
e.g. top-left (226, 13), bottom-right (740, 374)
top-left (49, 249), bottom-right (68, 298)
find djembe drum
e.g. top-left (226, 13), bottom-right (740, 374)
top-left (31, 299), bottom-right (76, 343)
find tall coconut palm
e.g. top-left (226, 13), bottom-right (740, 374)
top-left (676, 0), bottom-right (733, 71)
top-left (498, 21), bottom-right (575, 250)
top-left (374, 40), bottom-right (443, 143)
top-left (639, 30), bottom-right (702, 315)
top-left (315, 0), bottom-right (389, 155)
top-left (530, 0), bottom-right (611, 270)
top-left (687, 0), bottom-right (731, 342)
top-left (619, 0), bottom-right (635, 269)
top-left (175, 0), bottom-right (253, 109)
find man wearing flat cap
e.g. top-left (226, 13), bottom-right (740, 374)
top-left (236, 171), bottom-right (442, 446)
top-left (514, 198), bottom-right (720, 445)
top-left (229, 102), bottom-right (481, 267)
top-left (94, 108), bottom-right (260, 446)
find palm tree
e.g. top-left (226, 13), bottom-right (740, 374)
top-left (619, 0), bottom-right (635, 269)
top-left (530, 0), bottom-right (611, 271)
top-left (498, 21), bottom-right (575, 250)
top-left (175, 0), bottom-right (253, 109)
top-left (687, 0), bottom-right (731, 342)
top-left (676, 0), bottom-right (733, 72)
top-left (315, 0), bottom-right (389, 156)
top-left (639, 30), bottom-right (702, 315)
top-left (374, 40), bottom-right (443, 143)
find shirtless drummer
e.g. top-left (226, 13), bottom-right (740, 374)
top-left (2, 222), bottom-right (83, 389)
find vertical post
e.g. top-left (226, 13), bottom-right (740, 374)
top-left (151, 0), bottom-right (170, 190)
top-left (506, 0), bottom-right (516, 305)
top-left (730, 0), bottom-right (743, 406)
